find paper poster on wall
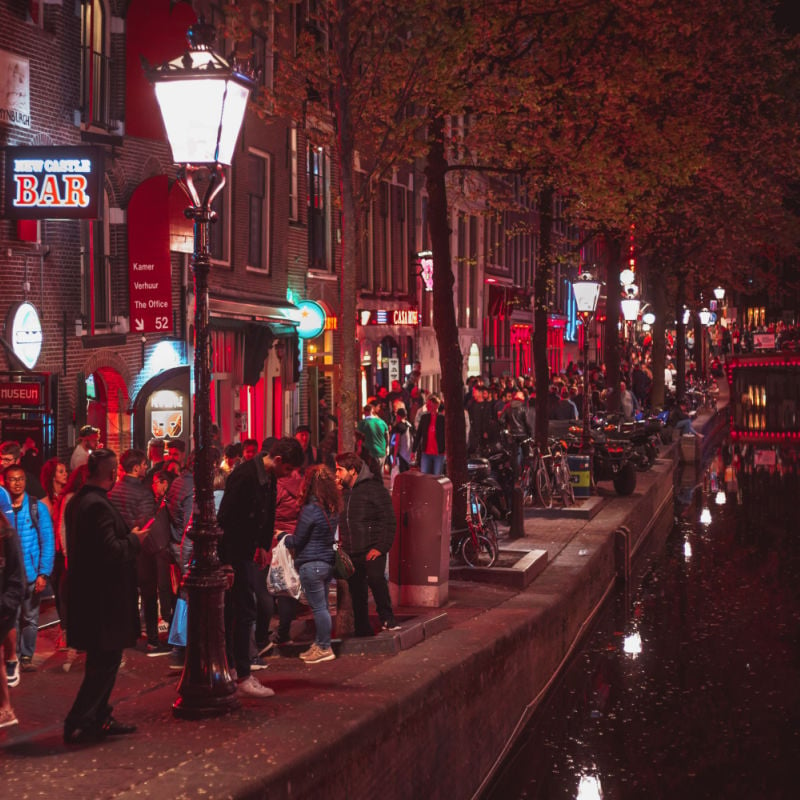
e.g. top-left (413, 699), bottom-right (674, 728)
top-left (150, 409), bottom-right (183, 440)
top-left (0, 49), bottom-right (31, 129)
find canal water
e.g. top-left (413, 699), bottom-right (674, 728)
top-left (482, 441), bottom-right (800, 800)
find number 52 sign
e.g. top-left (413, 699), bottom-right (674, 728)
top-left (127, 176), bottom-right (173, 334)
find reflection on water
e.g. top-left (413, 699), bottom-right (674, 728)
top-left (483, 440), bottom-right (800, 800)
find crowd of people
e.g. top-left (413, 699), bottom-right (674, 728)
top-left (0, 424), bottom-right (400, 740)
top-left (0, 329), bottom-right (718, 737)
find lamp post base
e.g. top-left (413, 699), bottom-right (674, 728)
top-left (508, 486), bottom-right (524, 539)
top-left (172, 568), bottom-right (239, 719)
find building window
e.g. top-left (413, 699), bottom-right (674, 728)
top-left (81, 190), bottom-right (112, 328)
top-left (308, 144), bottom-right (331, 271)
top-left (80, 0), bottom-right (111, 130)
top-left (291, 0), bottom-right (329, 56)
top-left (247, 149), bottom-right (271, 273)
top-left (289, 126), bottom-right (299, 222)
top-left (209, 180), bottom-right (231, 265)
top-left (252, 27), bottom-right (273, 93)
top-left (391, 184), bottom-right (409, 294)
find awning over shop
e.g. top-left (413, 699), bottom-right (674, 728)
top-left (208, 297), bottom-right (301, 335)
top-left (209, 297), bottom-right (301, 386)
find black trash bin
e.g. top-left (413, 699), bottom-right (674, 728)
top-left (390, 470), bottom-right (452, 607)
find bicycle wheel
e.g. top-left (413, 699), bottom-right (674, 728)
top-left (482, 515), bottom-right (499, 549)
top-left (536, 467), bottom-right (553, 508)
top-left (554, 462), bottom-right (575, 506)
top-left (520, 467), bottom-right (535, 506)
top-left (461, 532), bottom-right (498, 568)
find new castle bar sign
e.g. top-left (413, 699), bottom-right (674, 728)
top-left (3, 146), bottom-right (104, 219)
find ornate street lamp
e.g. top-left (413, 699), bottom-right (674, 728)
top-left (621, 297), bottom-right (641, 322)
top-left (147, 21), bottom-right (254, 718)
top-left (698, 307), bottom-right (712, 326)
top-left (713, 286), bottom-right (725, 302)
top-left (573, 271), bottom-right (601, 456)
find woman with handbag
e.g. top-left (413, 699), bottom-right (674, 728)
top-left (282, 465), bottom-right (340, 664)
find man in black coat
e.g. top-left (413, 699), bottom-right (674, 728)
top-left (335, 452), bottom-right (398, 635)
top-left (64, 449), bottom-right (146, 743)
top-left (217, 437), bottom-right (303, 697)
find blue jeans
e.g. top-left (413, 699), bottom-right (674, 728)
top-left (17, 581), bottom-right (41, 660)
top-left (298, 561), bottom-right (334, 648)
top-left (420, 453), bottom-right (445, 475)
top-left (675, 418), bottom-right (699, 436)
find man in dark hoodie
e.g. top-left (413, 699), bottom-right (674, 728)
top-left (334, 452), bottom-right (399, 635)
top-left (217, 437), bottom-right (303, 697)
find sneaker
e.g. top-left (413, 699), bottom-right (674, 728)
top-left (19, 657), bottom-right (36, 673)
top-left (301, 644), bottom-right (336, 664)
top-left (168, 649), bottom-right (185, 671)
top-left (258, 633), bottom-right (292, 656)
top-left (237, 675), bottom-right (275, 698)
top-left (146, 642), bottom-right (172, 657)
top-left (382, 619), bottom-right (401, 631)
top-left (0, 708), bottom-right (19, 729)
top-left (249, 657), bottom-right (269, 671)
top-left (5, 661), bottom-right (19, 688)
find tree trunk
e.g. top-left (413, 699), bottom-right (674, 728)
top-left (534, 186), bottom-right (554, 447)
top-left (675, 274), bottom-right (687, 402)
top-left (603, 235), bottom-right (622, 412)
top-left (333, 0), bottom-right (356, 634)
top-left (425, 113), bottom-right (467, 528)
top-left (334, 1), bottom-right (358, 454)
top-left (649, 272), bottom-right (667, 409)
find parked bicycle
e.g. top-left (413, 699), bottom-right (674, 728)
top-left (519, 438), bottom-right (553, 509)
top-left (451, 479), bottom-right (499, 568)
top-left (549, 438), bottom-right (575, 506)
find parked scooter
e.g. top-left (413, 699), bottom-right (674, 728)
top-left (567, 424), bottom-right (638, 495)
top-left (599, 412), bottom-right (663, 472)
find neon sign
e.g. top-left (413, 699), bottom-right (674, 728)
top-left (357, 308), bottom-right (419, 326)
top-left (3, 146), bottom-right (104, 219)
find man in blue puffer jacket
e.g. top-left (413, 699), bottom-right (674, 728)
top-left (2, 464), bottom-right (54, 675)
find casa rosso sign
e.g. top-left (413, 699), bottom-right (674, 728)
top-left (2, 146), bottom-right (104, 219)
top-left (358, 308), bottom-right (419, 326)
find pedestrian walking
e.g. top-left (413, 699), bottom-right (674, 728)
top-left (0, 487), bottom-right (24, 729)
top-left (414, 395), bottom-right (446, 475)
top-left (357, 403), bottom-right (390, 473)
top-left (283, 465), bottom-right (340, 663)
top-left (109, 449), bottom-right (166, 654)
top-left (63, 449), bottom-right (147, 743)
top-left (2, 464), bottom-right (54, 675)
top-left (217, 437), bottom-right (303, 698)
top-left (335, 452), bottom-right (399, 636)
top-left (69, 425), bottom-right (100, 472)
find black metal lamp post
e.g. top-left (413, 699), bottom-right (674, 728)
top-left (573, 272), bottom-right (601, 457)
top-left (148, 22), bottom-right (254, 718)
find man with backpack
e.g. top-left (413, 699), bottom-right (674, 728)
top-left (2, 464), bottom-right (53, 677)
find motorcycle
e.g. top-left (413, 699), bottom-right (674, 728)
top-left (567, 424), bottom-right (638, 495)
top-left (600, 412), bottom-right (663, 472)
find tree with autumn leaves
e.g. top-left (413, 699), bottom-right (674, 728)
top-left (226, 0), bottom-right (798, 524)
